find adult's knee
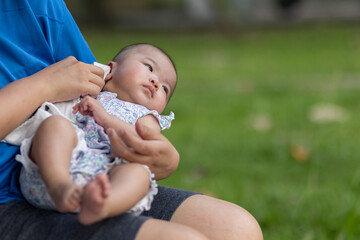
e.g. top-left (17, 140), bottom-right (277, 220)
top-left (136, 219), bottom-right (209, 240)
top-left (229, 204), bottom-right (263, 240)
top-left (171, 195), bottom-right (263, 240)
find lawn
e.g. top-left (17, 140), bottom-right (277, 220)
top-left (84, 23), bottom-right (360, 240)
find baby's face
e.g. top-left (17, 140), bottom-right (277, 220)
top-left (103, 45), bottom-right (177, 113)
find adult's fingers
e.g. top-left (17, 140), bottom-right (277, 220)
top-left (89, 64), bottom-right (106, 81)
top-left (86, 64), bottom-right (106, 96)
top-left (107, 127), bottom-right (179, 179)
top-left (121, 126), bottom-right (155, 156)
top-left (81, 83), bottom-right (102, 98)
top-left (90, 63), bottom-right (106, 74)
top-left (107, 128), bottom-right (151, 164)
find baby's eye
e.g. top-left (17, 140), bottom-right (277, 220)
top-left (145, 64), bottom-right (153, 72)
top-left (162, 85), bottom-right (169, 94)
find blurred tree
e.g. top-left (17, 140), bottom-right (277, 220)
top-left (84, 0), bottom-right (110, 25)
top-left (225, 0), bottom-right (252, 23)
top-left (275, 0), bottom-right (302, 19)
top-left (276, 0), bottom-right (300, 9)
top-left (147, 0), bottom-right (182, 9)
top-left (184, 0), bottom-right (216, 22)
top-left (64, 0), bottom-right (110, 26)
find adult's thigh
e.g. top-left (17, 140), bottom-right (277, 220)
top-left (142, 186), bottom-right (199, 221)
top-left (0, 201), bottom-right (149, 240)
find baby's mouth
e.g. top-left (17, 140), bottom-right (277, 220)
top-left (143, 85), bottom-right (154, 97)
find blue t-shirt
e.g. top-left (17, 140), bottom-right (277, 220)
top-left (0, 0), bottom-right (96, 203)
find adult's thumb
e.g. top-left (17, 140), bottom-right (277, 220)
top-left (135, 120), bottom-right (158, 141)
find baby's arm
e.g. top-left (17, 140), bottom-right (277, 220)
top-left (73, 96), bottom-right (161, 135)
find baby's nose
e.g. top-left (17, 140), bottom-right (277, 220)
top-left (151, 79), bottom-right (159, 89)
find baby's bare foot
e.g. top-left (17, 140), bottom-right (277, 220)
top-left (78, 174), bottom-right (110, 225)
top-left (49, 181), bottom-right (83, 213)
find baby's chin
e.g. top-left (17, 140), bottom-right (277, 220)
top-left (145, 101), bottom-right (165, 113)
top-left (143, 104), bottom-right (164, 113)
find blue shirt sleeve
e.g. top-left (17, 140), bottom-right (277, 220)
top-left (0, 0), bottom-right (96, 203)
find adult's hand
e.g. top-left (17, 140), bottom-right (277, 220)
top-left (39, 56), bottom-right (105, 103)
top-left (0, 57), bottom-right (105, 138)
top-left (107, 120), bottom-right (180, 180)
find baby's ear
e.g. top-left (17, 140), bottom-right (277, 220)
top-left (107, 61), bottom-right (114, 70)
top-left (105, 61), bottom-right (115, 82)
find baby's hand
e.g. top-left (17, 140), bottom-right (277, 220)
top-left (73, 96), bottom-right (108, 126)
top-left (72, 96), bottom-right (98, 116)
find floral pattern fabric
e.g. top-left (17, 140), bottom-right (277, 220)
top-left (17, 91), bottom-right (174, 214)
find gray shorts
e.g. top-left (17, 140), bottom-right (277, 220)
top-left (0, 186), bottom-right (198, 240)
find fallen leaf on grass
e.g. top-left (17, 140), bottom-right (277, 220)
top-left (290, 144), bottom-right (310, 163)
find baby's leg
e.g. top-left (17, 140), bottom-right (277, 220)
top-left (78, 163), bottom-right (150, 225)
top-left (30, 115), bottom-right (83, 212)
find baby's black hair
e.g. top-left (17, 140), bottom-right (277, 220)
top-left (112, 43), bottom-right (177, 76)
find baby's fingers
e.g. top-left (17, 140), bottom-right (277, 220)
top-left (107, 129), bottom-right (131, 157)
top-left (74, 101), bottom-right (88, 115)
top-left (72, 104), bottom-right (79, 114)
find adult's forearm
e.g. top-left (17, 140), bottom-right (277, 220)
top-left (0, 57), bottom-right (106, 139)
top-left (0, 75), bottom-right (48, 139)
top-left (152, 138), bottom-right (180, 180)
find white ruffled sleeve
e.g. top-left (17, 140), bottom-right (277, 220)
top-left (145, 111), bottom-right (175, 130)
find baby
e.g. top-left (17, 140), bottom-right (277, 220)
top-left (4, 43), bottom-right (177, 225)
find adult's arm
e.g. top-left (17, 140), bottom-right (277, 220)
top-left (75, 95), bottom-right (177, 179)
top-left (0, 57), bottom-right (105, 139)
top-left (107, 119), bottom-right (180, 180)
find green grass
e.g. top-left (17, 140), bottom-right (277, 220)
top-left (84, 24), bottom-right (360, 240)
